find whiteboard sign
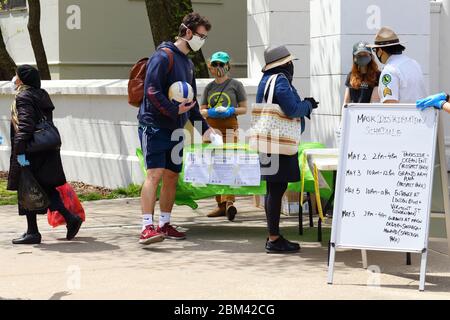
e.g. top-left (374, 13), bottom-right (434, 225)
top-left (332, 105), bottom-right (439, 253)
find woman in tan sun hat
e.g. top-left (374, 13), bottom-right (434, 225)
top-left (368, 26), bottom-right (426, 104)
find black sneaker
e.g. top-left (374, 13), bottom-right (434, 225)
top-left (66, 216), bottom-right (83, 240)
top-left (265, 235), bottom-right (300, 254)
top-left (12, 232), bottom-right (42, 245)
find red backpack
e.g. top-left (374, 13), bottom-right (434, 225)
top-left (127, 47), bottom-right (174, 107)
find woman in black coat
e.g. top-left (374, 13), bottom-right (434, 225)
top-left (8, 65), bottom-right (83, 245)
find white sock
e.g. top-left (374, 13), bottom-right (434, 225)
top-left (159, 212), bottom-right (171, 228)
top-left (142, 214), bottom-right (153, 230)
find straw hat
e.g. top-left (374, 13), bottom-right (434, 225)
top-left (262, 45), bottom-right (298, 72)
top-left (367, 26), bottom-right (406, 49)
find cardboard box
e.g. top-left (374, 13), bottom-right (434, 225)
top-left (254, 192), bottom-right (313, 216)
top-left (281, 191), bottom-right (301, 216)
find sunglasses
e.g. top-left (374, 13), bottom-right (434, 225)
top-left (211, 61), bottom-right (226, 68)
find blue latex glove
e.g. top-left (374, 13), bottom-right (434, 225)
top-left (17, 154), bottom-right (30, 167)
top-left (207, 108), bottom-right (226, 118)
top-left (416, 92), bottom-right (448, 110)
top-left (222, 106), bottom-right (236, 118)
top-left (0, 135), bottom-right (3, 145)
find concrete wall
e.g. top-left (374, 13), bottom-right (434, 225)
top-left (247, 0), bottom-right (310, 91)
top-left (440, 0), bottom-right (450, 93)
top-left (0, 79), bottom-right (258, 188)
top-left (3, 0), bottom-right (450, 187)
top-left (0, 0), bottom-right (60, 78)
top-left (0, 0), bottom-right (248, 79)
top-left (56, 0), bottom-right (154, 79)
top-left (192, 0), bottom-right (248, 78)
top-left (437, 0), bottom-right (450, 161)
top-left (247, 0), bottom-right (311, 140)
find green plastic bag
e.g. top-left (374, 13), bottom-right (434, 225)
top-left (136, 142), bottom-right (334, 208)
top-left (136, 148), bottom-right (199, 209)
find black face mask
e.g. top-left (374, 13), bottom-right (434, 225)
top-left (354, 56), bottom-right (371, 67)
top-left (286, 62), bottom-right (294, 78)
top-left (269, 63), bottom-right (294, 83)
top-left (375, 49), bottom-right (384, 64)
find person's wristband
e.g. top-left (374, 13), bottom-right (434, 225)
top-left (446, 94), bottom-right (450, 102)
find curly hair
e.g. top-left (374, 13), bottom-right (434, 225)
top-left (350, 59), bottom-right (380, 89)
top-left (178, 12), bottom-right (211, 37)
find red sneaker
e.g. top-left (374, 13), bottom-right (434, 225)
top-left (157, 223), bottom-right (186, 240)
top-left (139, 225), bottom-right (165, 245)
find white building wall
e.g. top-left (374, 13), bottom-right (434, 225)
top-left (310, 0), bottom-right (431, 147)
top-left (430, 1), bottom-right (442, 94)
top-left (0, 79), bottom-right (258, 188)
top-left (437, 0), bottom-right (450, 168)
top-left (0, 0), bottom-right (60, 78)
top-left (2, 1), bottom-right (450, 188)
top-left (247, 0), bottom-right (311, 104)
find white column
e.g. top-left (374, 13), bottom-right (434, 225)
top-left (440, 0), bottom-right (450, 93)
top-left (247, 0), bottom-right (311, 93)
top-left (438, 0), bottom-right (450, 169)
top-left (247, 0), bottom-right (311, 139)
top-left (310, 0), bottom-right (430, 147)
top-left (430, 1), bottom-right (441, 94)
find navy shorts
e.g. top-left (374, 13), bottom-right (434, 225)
top-left (138, 126), bottom-right (184, 173)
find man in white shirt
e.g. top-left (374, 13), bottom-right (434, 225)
top-left (368, 27), bottom-right (427, 103)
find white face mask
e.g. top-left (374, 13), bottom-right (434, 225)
top-left (181, 24), bottom-right (206, 52)
top-left (182, 34), bottom-right (205, 52)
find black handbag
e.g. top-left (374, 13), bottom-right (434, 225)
top-left (26, 103), bottom-right (62, 153)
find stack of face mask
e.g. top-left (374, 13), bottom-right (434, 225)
top-left (210, 133), bottom-right (224, 147)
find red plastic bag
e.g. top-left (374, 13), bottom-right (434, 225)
top-left (47, 183), bottom-right (86, 228)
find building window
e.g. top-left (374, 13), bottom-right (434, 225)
top-left (0, 0), bottom-right (27, 12)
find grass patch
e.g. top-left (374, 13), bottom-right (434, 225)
top-left (107, 184), bottom-right (142, 199)
top-left (77, 184), bottom-right (141, 202)
top-left (0, 180), bottom-right (18, 206)
top-left (0, 176), bottom-right (141, 206)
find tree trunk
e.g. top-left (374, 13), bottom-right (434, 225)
top-left (144, 0), bottom-right (209, 78)
top-left (27, 0), bottom-right (51, 80)
top-left (0, 26), bottom-right (17, 80)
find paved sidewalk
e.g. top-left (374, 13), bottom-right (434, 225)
top-left (1, 196), bottom-right (450, 300)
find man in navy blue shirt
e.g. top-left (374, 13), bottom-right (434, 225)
top-left (138, 13), bottom-right (220, 245)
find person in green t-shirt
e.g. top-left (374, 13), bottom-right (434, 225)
top-left (200, 51), bottom-right (247, 221)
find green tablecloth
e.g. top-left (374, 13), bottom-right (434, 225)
top-left (136, 142), bottom-right (334, 209)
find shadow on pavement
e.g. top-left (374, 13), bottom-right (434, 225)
top-left (49, 291), bottom-right (72, 300)
top-left (38, 237), bottom-right (120, 254)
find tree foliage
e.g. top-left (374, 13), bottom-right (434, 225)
top-left (144, 0), bottom-right (209, 78)
top-left (0, 19), bottom-right (17, 80)
top-left (27, 0), bottom-right (51, 80)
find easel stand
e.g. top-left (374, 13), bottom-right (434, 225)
top-left (327, 104), bottom-right (445, 292)
top-left (327, 245), bottom-right (429, 291)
